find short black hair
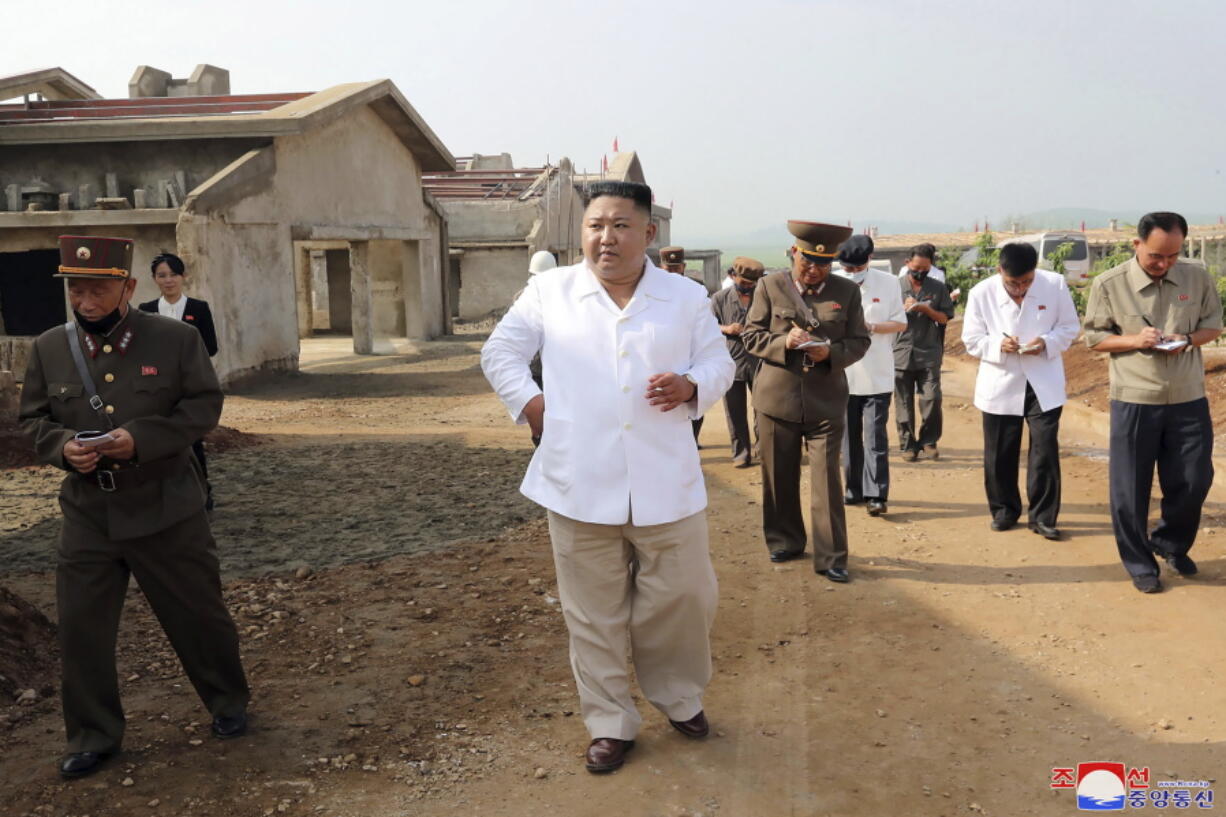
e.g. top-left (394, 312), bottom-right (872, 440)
top-left (584, 181), bottom-right (653, 216)
top-left (1138, 211), bottom-right (1188, 241)
top-left (908, 242), bottom-right (937, 261)
top-left (151, 252), bottom-right (185, 276)
top-left (999, 242), bottom-right (1038, 277)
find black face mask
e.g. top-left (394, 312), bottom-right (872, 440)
top-left (909, 268), bottom-right (929, 283)
top-left (74, 307), bottom-right (124, 335)
top-left (735, 282), bottom-right (756, 295)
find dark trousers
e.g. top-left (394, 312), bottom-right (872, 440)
top-left (981, 384), bottom-right (1062, 526)
top-left (1109, 398), bottom-right (1214, 578)
top-left (692, 417), bottom-right (704, 445)
top-left (759, 413), bottom-right (847, 571)
top-left (57, 510), bottom-right (249, 753)
top-left (843, 393), bottom-right (892, 502)
top-left (192, 438), bottom-right (213, 507)
top-left (895, 366), bottom-right (943, 452)
top-left (723, 377), bottom-right (758, 464)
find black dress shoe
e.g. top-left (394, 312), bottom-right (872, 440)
top-left (1132, 574), bottom-right (1163, 594)
top-left (769, 550), bottom-right (804, 563)
top-left (733, 458), bottom-right (754, 469)
top-left (1028, 522), bottom-right (1061, 540)
top-left (866, 499), bottom-right (887, 517)
top-left (212, 712), bottom-right (248, 739)
top-left (990, 518), bottom-right (1017, 532)
top-left (820, 567), bottom-right (850, 583)
top-left (844, 495), bottom-right (864, 506)
top-left (668, 710), bottom-right (710, 739)
top-left (585, 738), bottom-right (634, 773)
top-left (60, 751), bottom-right (110, 779)
top-left (1164, 552), bottom-right (1198, 576)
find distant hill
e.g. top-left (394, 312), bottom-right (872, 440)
top-left (998, 207), bottom-right (1223, 232)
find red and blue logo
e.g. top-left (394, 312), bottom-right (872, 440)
top-left (1076, 762), bottom-right (1126, 811)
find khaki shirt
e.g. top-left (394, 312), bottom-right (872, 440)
top-left (20, 308), bottom-right (222, 540)
top-left (742, 271), bottom-right (870, 422)
top-left (1083, 257), bottom-right (1223, 405)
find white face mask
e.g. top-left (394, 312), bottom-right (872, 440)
top-left (843, 270), bottom-right (867, 284)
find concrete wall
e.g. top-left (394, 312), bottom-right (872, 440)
top-left (0, 139), bottom-right (266, 211)
top-left (445, 200), bottom-right (538, 242)
top-left (456, 247), bottom-right (530, 320)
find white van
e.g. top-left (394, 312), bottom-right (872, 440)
top-left (998, 232), bottom-right (1091, 284)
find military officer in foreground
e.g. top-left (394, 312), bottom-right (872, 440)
top-left (20, 236), bottom-right (249, 779)
top-left (742, 221), bottom-right (870, 581)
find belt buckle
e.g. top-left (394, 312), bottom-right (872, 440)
top-left (96, 470), bottom-right (117, 492)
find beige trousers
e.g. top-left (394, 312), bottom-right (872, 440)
top-left (547, 509), bottom-right (719, 741)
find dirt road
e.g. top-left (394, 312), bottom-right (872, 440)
top-left (2, 332), bottom-right (1224, 817)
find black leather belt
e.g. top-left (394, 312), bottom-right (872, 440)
top-left (77, 457), bottom-right (182, 492)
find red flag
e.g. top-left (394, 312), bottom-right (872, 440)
top-left (613, 136), bottom-right (619, 152)
top-left (1080, 220), bottom-right (1086, 232)
top-left (974, 221), bottom-right (979, 233)
top-left (601, 154), bottom-right (608, 172)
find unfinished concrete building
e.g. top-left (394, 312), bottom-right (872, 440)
top-left (425, 150), bottom-right (673, 320)
top-left (0, 67), bottom-right (454, 384)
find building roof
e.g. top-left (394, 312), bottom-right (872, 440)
top-left (0, 67), bottom-right (100, 102)
top-left (872, 224), bottom-right (1226, 250)
top-left (0, 79), bottom-right (454, 171)
top-left (422, 160), bottom-right (555, 201)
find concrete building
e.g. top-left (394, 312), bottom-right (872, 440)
top-left (426, 150), bottom-right (673, 320)
top-left (0, 68), bottom-right (454, 385)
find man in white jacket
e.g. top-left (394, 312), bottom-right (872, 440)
top-left (481, 181), bottom-right (734, 774)
top-left (961, 242), bottom-right (1080, 539)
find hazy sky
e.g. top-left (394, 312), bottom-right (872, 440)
top-left (6, 0), bottom-right (1224, 241)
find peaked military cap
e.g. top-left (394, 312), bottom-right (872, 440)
top-left (787, 221), bottom-right (853, 263)
top-left (732, 256), bottom-right (766, 280)
top-left (56, 235), bottom-right (135, 279)
top-left (836, 234), bottom-right (875, 266)
top-left (660, 246), bottom-right (685, 265)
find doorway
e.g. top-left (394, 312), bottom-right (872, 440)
top-left (0, 249), bottom-right (66, 336)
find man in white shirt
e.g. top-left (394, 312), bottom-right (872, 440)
top-left (835, 236), bottom-right (907, 516)
top-left (481, 181), bottom-right (734, 774)
top-left (961, 242), bottom-right (1079, 539)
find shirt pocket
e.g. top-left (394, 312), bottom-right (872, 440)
top-left (1117, 313), bottom-right (1149, 335)
top-left (132, 376), bottom-right (172, 394)
top-left (537, 415), bottom-right (573, 492)
top-left (771, 307), bottom-right (800, 331)
top-left (1168, 302), bottom-right (1199, 334)
top-left (48, 382), bottom-right (84, 402)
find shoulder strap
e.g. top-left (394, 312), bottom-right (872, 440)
top-left (63, 321), bottom-right (114, 429)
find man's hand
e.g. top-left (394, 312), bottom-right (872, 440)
top-left (1001, 335), bottom-right (1021, 354)
top-left (723, 322), bottom-right (743, 336)
top-left (95, 428), bottom-right (136, 461)
top-left (903, 296), bottom-right (917, 311)
top-left (1020, 337), bottom-right (1046, 356)
top-left (63, 439), bottom-right (100, 474)
top-left (805, 344), bottom-right (831, 363)
top-left (785, 327), bottom-right (812, 349)
top-left (1135, 327), bottom-right (1162, 350)
top-left (522, 395), bottom-right (545, 438)
top-left (645, 373), bottom-right (696, 412)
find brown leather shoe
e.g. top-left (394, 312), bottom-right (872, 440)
top-left (668, 710), bottom-right (710, 739)
top-left (584, 738), bottom-right (634, 773)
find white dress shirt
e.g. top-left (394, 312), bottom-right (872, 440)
top-left (961, 269), bottom-right (1080, 415)
top-left (481, 260), bottom-right (735, 526)
top-left (158, 295), bottom-right (187, 321)
top-left (835, 268), bottom-right (907, 395)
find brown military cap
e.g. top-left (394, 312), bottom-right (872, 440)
top-left (787, 221), bottom-right (853, 263)
top-left (732, 256), bottom-right (765, 280)
top-left (55, 235), bottom-right (135, 279)
top-left (660, 246), bottom-right (685, 265)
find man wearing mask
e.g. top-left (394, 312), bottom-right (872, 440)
top-left (482, 182), bottom-right (734, 772)
top-left (1083, 211), bottom-right (1222, 593)
top-left (894, 244), bottom-right (955, 462)
top-left (961, 242), bottom-right (1080, 538)
top-left (835, 236), bottom-right (907, 516)
top-left (742, 221), bottom-right (870, 582)
top-left (710, 256), bottom-right (766, 467)
top-left (20, 236), bottom-right (249, 779)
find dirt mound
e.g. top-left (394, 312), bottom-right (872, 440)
top-left (0, 585), bottom-right (57, 702)
top-left (204, 425), bottom-right (266, 454)
top-left (0, 421), bottom-right (35, 470)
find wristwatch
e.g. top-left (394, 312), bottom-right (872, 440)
top-left (683, 373), bottom-right (698, 401)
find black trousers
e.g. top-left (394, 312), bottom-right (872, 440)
top-left (57, 510), bottom-right (249, 753)
top-left (722, 377), bottom-right (758, 463)
top-left (981, 384), bottom-right (1062, 526)
top-left (759, 413), bottom-right (848, 571)
top-left (1109, 398), bottom-right (1214, 578)
top-left (894, 366), bottom-right (943, 452)
top-left (843, 393), bottom-right (892, 501)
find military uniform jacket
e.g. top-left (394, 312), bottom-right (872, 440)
top-left (742, 271), bottom-right (870, 422)
top-left (19, 308), bottom-right (222, 540)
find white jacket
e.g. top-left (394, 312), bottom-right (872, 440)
top-left (481, 260), bottom-right (735, 526)
top-left (961, 270), bottom-right (1080, 415)
top-left (836, 268), bottom-right (907, 395)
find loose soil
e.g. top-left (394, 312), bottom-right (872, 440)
top-left (2, 332), bottom-right (1224, 817)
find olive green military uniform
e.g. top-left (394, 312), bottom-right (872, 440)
top-left (742, 222), bottom-right (870, 570)
top-left (20, 238), bottom-right (248, 756)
